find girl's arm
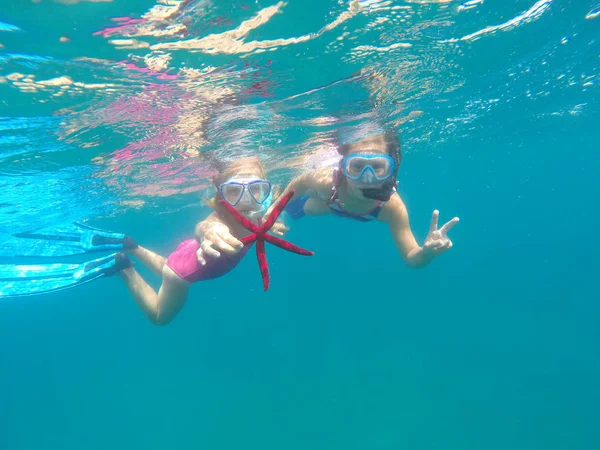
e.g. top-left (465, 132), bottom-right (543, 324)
top-left (378, 195), bottom-right (430, 268)
top-left (379, 195), bottom-right (458, 268)
top-left (266, 168), bottom-right (332, 216)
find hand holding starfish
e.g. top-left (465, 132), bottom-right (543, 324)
top-left (219, 190), bottom-right (313, 291)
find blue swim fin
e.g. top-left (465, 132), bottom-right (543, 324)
top-left (0, 253), bottom-right (132, 298)
top-left (0, 223), bottom-right (136, 258)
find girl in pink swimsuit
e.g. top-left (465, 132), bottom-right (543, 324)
top-left (117, 158), bottom-right (284, 325)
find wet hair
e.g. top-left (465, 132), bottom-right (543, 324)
top-left (210, 157), bottom-right (267, 188)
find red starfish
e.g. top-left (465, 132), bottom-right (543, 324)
top-left (220, 190), bottom-right (314, 291)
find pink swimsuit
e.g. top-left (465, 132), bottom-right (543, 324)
top-left (166, 239), bottom-right (249, 283)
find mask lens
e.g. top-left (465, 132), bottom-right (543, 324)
top-left (248, 181), bottom-right (271, 204)
top-left (370, 158), bottom-right (390, 178)
top-left (220, 183), bottom-right (244, 206)
top-left (345, 157), bottom-right (369, 178)
top-left (344, 155), bottom-right (393, 181)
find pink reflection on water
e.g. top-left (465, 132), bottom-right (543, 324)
top-left (88, 8), bottom-right (277, 204)
top-left (118, 63), bottom-right (179, 81)
top-left (95, 74), bottom-right (217, 200)
top-left (94, 17), bottom-right (146, 38)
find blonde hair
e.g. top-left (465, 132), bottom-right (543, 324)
top-left (210, 157), bottom-right (267, 188)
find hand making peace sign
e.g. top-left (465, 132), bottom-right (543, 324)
top-left (423, 210), bottom-right (459, 257)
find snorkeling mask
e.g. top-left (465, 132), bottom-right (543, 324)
top-left (219, 176), bottom-right (273, 218)
top-left (340, 153), bottom-right (397, 201)
top-left (341, 154), bottom-right (396, 182)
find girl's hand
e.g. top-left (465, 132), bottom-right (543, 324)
top-left (270, 220), bottom-right (289, 237)
top-left (423, 210), bottom-right (459, 258)
top-left (196, 221), bottom-right (244, 265)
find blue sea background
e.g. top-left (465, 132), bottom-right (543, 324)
top-left (1, 0), bottom-right (599, 449)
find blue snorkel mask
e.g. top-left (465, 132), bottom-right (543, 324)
top-left (336, 120), bottom-right (402, 202)
top-left (219, 176), bottom-right (273, 218)
top-left (340, 153), bottom-right (398, 201)
top-left (341, 154), bottom-right (396, 182)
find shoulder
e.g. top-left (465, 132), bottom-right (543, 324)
top-left (377, 192), bottom-right (409, 224)
top-left (293, 167), bottom-right (335, 193)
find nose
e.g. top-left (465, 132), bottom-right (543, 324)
top-left (240, 191), bottom-right (252, 205)
top-left (361, 169), bottom-right (375, 183)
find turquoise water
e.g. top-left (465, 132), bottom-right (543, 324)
top-left (1, 0), bottom-right (599, 449)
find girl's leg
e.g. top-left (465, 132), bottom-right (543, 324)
top-left (128, 245), bottom-right (166, 276)
top-left (118, 264), bottom-right (190, 325)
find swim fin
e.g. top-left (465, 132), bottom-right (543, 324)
top-left (0, 253), bottom-right (132, 298)
top-left (0, 223), bottom-right (137, 258)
